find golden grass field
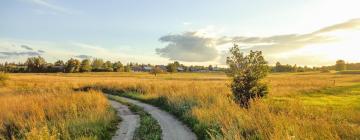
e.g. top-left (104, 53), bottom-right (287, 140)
top-left (1, 72), bottom-right (359, 140)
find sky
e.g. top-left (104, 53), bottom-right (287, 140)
top-left (0, 0), bottom-right (359, 66)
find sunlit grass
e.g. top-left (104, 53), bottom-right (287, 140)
top-left (2, 72), bottom-right (360, 139)
top-left (0, 77), bottom-right (118, 140)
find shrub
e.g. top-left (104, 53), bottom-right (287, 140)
top-left (226, 44), bottom-right (269, 107)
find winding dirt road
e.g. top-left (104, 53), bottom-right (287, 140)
top-left (113, 96), bottom-right (197, 140)
top-left (109, 100), bottom-right (140, 140)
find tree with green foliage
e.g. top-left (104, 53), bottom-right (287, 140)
top-left (293, 64), bottom-right (298, 72)
top-left (25, 56), bottom-right (47, 72)
top-left (65, 58), bottom-right (81, 73)
top-left (103, 61), bottom-right (113, 72)
top-left (166, 63), bottom-right (177, 73)
top-left (150, 66), bottom-right (163, 76)
top-left (335, 60), bottom-right (346, 71)
top-left (208, 65), bottom-right (213, 71)
top-left (54, 60), bottom-right (64, 66)
top-left (124, 65), bottom-right (131, 72)
top-left (173, 61), bottom-right (180, 67)
top-left (113, 61), bottom-right (124, 72)
top-left (92, 58), bottom-right (104, 71)
top-left (80, 59), bottom-right (92, 72)
top-left (226, 44), bottom-right (269, 108)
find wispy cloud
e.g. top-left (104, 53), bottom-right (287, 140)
top-left (29, 0), bottom-right (77, 15)
top-left (75, 54), bottom-right (93, 59)
top-left (0, 51), bottom-right (41, 59)
top-left (20, 45), bottom-right (33, 50)
top-left (71, 42), bottom-right (107, 52)
top-left (313, 18), bottom-right (360, 34)
top-left (0, 43), bottom-right (45, 59)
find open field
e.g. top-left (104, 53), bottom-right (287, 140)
top-left (1, 72), bottom-right (360, 139)
top-left (0, 73), bottom-right (118, 140)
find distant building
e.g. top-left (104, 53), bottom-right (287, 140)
top-left (156, 65), bottom-right (167, 72)
top-left (177, 67), bottom-right (185, 72)
top-left (212, 67), bottom-right (221, 71)
top-left (131, 66), bottom-right (143, 72)
top-left (143, 66), bottom-right (153, 72)
top-left (189, 67), bottom-right (198, 72)
top-left (198, 70), bottom-right (209, 73)
top-left (131, 66), bottom-right (153, 72)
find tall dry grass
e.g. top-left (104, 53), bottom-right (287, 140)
top-left (3, 72), bottom-right (360, 139)
top-left (86, 72), bottom-right (360, 139)
top-left (0, 75), bottom-right (117, 140)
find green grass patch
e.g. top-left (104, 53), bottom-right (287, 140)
top-left (108, 95), bottom-right (162, 140)
top-left (271, 84), bottom-right (360, 110)
top-left (337, 70), bottom-right (360, 74)
top-left (300, 84), bottom-right (360, 109)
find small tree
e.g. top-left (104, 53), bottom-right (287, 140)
top-left (103, 61), bottom-right (113, 72)
top-left (91, 58), bottom-right (104, 71)
top-left (80, 59), bottom-right (92, 72)
top-left (113, 61), bottom-right (124, 72)
top-left (208, 65), bottom-right (213, 71)
top-left (226, 44), bottom-right (269, 108)
top-left (167, 63), bottom-right (177, 73)
top-left (26, 56), bottom-right (47, 72)
top-left (124, 65), bottom-right (131, 72)
top-left (150, 66), bottom-right (163, 76)
top-left (65, 58), bottom-right (81, 73)
top-left (54, 60), bottom-right (64, 66)
top-left (335, 60), bottom-right (346, 71)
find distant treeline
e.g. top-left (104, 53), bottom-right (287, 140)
top-left (0, 56), bottom-right (225, 73)
top-left (270, 59), bottom-right (359, 72)
top-left (0, 56), bottom-right (357, 73)
top-left (270, 62), bottom-right (318, 72)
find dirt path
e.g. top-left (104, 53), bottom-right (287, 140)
top-left (109, 100), bottom-right (140, 140)
top-left (118, 96), bottom-right (197, 140)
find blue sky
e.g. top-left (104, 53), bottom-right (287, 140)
top-left (0, 0), bottom-right (359, 66)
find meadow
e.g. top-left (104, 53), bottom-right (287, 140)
top-left (0, 73), bottom-right (118, 140)
top-left (1, 72), bottom-right (359, 140)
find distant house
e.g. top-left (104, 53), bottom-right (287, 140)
top-left (189, 67), bottom-right (198, 72)
top-left (198, 70), bottom-right (209, 73)
top-left (212, 67), bottom-right (221, 71)
top-left (131, 66), bottom-right (153, 72)
top-left (177, 67), bottom-right (185, 72)
top-left (143, 66), bottom-right (153, 72)
top-left (131, 66), bottom-right (143, 72)
top-left (156, 65), bottom-right (167, 72)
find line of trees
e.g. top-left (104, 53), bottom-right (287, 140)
top-left (270, 60), bottom-right (360, 73)
top-left (271, 62), bottom-right (319, 73)
top-left (0, 56), bottom-right (131, 73)
top-left (0, 56), bottom-right (358, 73)
top-left (0, 56), bottom-right (224, 73)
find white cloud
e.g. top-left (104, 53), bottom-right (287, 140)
top-left (71, 42), bottom-right (107, 53)
top-left (157, 18), bottom-right (360, 65)
top-left (156, 32), bottom-right (220, 62)
top-left (29, 0), bottom-right (78, 15)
